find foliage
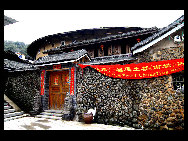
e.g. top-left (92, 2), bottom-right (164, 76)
top-left (4, 40), bottom-right (29, 56)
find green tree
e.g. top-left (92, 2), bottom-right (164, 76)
top-left (4, 40), bottom-right (29, 56)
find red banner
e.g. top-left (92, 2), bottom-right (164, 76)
top-left (78, 58), bottom-right (184, 79)
top-left (40, 70), bottom-right (45, 95)
top-left (70, 67), bottom-right (75, 95)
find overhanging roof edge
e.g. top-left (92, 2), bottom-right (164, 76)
top-left (133, 22), bottom-right (184, 55)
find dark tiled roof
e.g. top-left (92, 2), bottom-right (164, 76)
top-left (82, 53), bottom-right (136, 65)
top-left (43, 27), bottom-right (158, 54)
top-left (34, 49), bottom-right (89, 65)
top-left (131, 15), bottom-right (184, 51)
top-left (27, 27), bottom-right (143, 58)
top-left (4, 15), bottom-right (17, 26)
top-left (4, 59), bottom-right (37, 72)
top-left (4, 50), bottom-right (29, 63)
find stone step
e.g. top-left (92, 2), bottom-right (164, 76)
top-left (4, 110), bottom-right (9, 114)
top-left (4, 102), bottom-right (8, 106)
top-left (4, 105), bottom-right (11, 110)
top-left (9, 112), bottom-right (16, 117)
top-left (41, 112), bottom-right (63, 117)
top-left (4, 101), bottom-right (29, 122)
top-left (4, 114), bottom-right (10, 118)
top-left (35, 110), bottom-right (63, 120)
top-left (4, 113), bottom-right (16, 119)
top-left (44, 110), bottom-right (63, 114)
top-left (14, 111), bottom-right (24, 116)
top-left (4, 111), bottom-right (24, 119)
top-left (4, 116), bottom-right (20, 122)
top-left (8, 109), bottom-right (16, 113)
top-left (4, 114), bottom-right (29, 122)
top-left (36, 114), bottom-right (62, 120)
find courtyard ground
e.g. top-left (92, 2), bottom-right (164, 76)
top-left (4, 117), bottom-right (137, 130)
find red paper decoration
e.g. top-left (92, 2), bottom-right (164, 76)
top-left (40, 70), bottom-right (45, 95)
top-left (54, 75), bottom-right (59, 85)
top-left (78, 58), bottom-right (184, 79)
top-left (70, 67), bottom-right (75, 95)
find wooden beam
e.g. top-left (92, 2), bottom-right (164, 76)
top-left (46, 68), bottom-right (70, 71)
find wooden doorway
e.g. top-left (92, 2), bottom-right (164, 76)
top-left (49, 70), bottom-right (69, 110)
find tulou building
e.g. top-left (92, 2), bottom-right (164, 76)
top-left (4, 15), bottom-right (184, 130)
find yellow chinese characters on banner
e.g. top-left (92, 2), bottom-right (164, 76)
top-left (78, 58), bottom-right (184, 79)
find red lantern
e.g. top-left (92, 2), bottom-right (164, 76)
top-left (100, 45), bottom-right (104, 51)
top-left (137, 38), bottom-right (141, 43)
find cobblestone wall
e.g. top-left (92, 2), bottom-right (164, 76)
top-left (136, 44), bottom-right (184, 130)
top-left (5, 70), bottom-right (41, 114)
top-left (76, 45), bottom-right (184, 130)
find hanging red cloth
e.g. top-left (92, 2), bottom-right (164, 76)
top-left (78, 58), bottom-right (184, 79)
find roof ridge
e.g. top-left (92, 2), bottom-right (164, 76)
top-left (34, 49), bottom-right (88, 65)
top-left (44, 27), bottom-right (158, 54)
top-left (131, 15), bottom-right (184, 51)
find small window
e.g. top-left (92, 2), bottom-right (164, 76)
top-left (172, 72), bottom-right (184, 90)
top-left (61, 41), bottom-right (65, 46)
top-left (126, 45), bottom-right (131, 53)
top-left (94, 48), bottom-right (98, 57)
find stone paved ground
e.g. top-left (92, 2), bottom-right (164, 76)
top-left (4, 117), bottom-right (138, 130)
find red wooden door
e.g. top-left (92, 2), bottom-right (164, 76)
top-left (49, 71), bottom-right (69, 110)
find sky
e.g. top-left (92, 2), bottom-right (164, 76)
top-left (4, 10), bottom-right (184, 44)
